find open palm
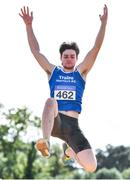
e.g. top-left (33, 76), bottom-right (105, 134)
top-left (19, 6), bottom-right (33, 25)
top-left (99, 4), bottom-right (108, 23)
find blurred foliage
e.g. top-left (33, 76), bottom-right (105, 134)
top-left (96, 144), bottom-right (130, 172)
top-left (96, 168), bottom-right (122, 179)
top-left (122, 168), bottom-right (130, 179)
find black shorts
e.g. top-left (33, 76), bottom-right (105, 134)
top-left (51, 113), bottom-right (91, 153)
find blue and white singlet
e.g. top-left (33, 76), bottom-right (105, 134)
top-left (49, 66), bottom-right (86, 113)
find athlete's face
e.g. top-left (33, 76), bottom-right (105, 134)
top-left (61, 49), bottom-right (77, 70)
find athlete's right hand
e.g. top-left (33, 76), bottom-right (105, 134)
top-left (19, 6), bottom-right (33, 26)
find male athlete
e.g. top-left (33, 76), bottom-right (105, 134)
top-left (19, 5), bottom-right (108, 172)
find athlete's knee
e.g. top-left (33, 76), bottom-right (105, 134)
top-left (76, 150), bottom-right (97, 172)
top-left (84, 162), bottom-right (97, 172)
top-left (45, 98), bottom-right (57, 109)
top-left (44, 98), bottom-right (58, 116)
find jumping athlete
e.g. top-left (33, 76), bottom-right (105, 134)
top-left (19, 5), bottom-right (108, 172)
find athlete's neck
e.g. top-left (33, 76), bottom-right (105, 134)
top-left (63, 67), bottom-right (75, 72)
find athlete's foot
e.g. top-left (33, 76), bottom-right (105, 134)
top-left (62, 143), bottom-right (75, 165)
top-left (63, 143), bottom-right (70, 159)
top-left (35, 138), bottom-right (50, 157)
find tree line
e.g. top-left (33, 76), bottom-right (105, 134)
top-left (0, 105), bottom-right (130, 179)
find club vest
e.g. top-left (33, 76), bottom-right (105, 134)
top-left (49, 66), bottom-right (86, 113)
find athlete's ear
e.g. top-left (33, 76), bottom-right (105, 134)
top-left (60, 55), bottom-right (63, 65)
top-left (60, 55), bottom-right (63, 62)
top-left (76, 56), bottom-right (78, 62)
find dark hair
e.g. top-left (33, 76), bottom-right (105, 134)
top-left (59, 42), bottom-right (80, 57)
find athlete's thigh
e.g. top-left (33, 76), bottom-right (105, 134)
top-left (76, 149), bottom-right (97, 172)
top-left (67, 123), bottom-right (91, 153)
top-left (51, 113), bottom-right (67, 141)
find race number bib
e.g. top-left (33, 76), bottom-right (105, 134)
top-left (54, 85), bottom-right (76, 100)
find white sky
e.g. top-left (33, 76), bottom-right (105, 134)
top-left (0, 0), bottom-right (130, 151)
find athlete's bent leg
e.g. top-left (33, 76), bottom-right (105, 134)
top-left (76, 149), bottom-right (97, 172)
top-left (36, 98), bottom-right (58, 156)
top-left (65, 147), bottom-right (97, 172)
top-left (42, 98), bottom-right (58, 139)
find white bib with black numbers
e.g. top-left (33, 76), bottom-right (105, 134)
top-left (54, 85), bottom-right (76, 100)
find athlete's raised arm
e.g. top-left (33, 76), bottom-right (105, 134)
top-left (77, 4), bottom-right (108, 77)
top-left (19, 6), bottom-right (55, 75)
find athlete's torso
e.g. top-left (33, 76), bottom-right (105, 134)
top-left (49, 66), bottom-right (86, 118)
top-left (59, 110), bottom-right (79, 118)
